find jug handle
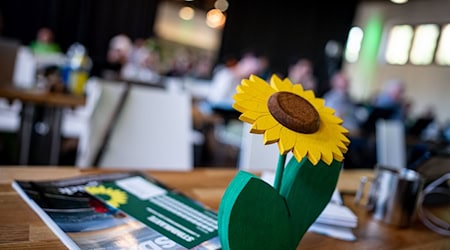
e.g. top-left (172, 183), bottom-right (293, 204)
top-left (354, 176), bottom-right (369, 206)
top-left (417, 173), bottom-right (450, 236)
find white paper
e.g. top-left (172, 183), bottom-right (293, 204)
top-left (308, 223), bottom-right (357, 241)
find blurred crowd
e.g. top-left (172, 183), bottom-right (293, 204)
top-left (102, 33), bottom-right (216, 83)
top-left (19, 27), bottom-right (450, 168)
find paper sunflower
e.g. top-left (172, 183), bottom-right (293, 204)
top-left (233, 74), bottom-right (350, 165)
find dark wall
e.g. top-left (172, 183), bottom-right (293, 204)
top-left (0, 0), bottom-right (160, 75)
top-left (219, 1), bottom-right (359, 95)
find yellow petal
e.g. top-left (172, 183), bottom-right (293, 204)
top-left (293, 144), bottom-right (307, 161)
top-left (320, 113), bottom-right (344, 125)
top-left (241, 111), bottom-right (269, 123)
top-left (321, 148), bottom-right (334, 165)
top-left (270, 76), bottom-right (293, 91)
top-left (321, 106), bottom-right (337, 115)
top-left (247, 75), bottom-right (276, 96)
top-left (291, 84), bottom-right (305, 94)
top-left (300, 90), bottom-right (316, 100)
top-left (307, 98), bottom-right (325, 111)
top-left (238, 80), bottom-right (274, 99)
top-left (233, 92), bottom-right (267, 103)
top-left (340, 134), bottom-right (351, 145)
top-left (251, 115), bottom-right (278, 133)
top-left (233, 99), bottom-right (269, 113)
top-left (264, 125), bottom-right (282, 144)
top-left (333, 151), bottom-right (344, 162)
top-left (278, 127), bottom-right (297, 154)
top-left (306, 144), bottom-right (321, 165)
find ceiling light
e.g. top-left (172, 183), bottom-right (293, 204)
top-left (214, 0), bottom-right (229, 12)
top-left (390, 0), bottom-right (408, 4)
top-left (179, 6), bottom-right (195, 21)
top-left (206, 9), bottom-right (226, 29)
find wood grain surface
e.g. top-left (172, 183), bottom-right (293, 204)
top-left (0, 167), bottom-right (448, 249)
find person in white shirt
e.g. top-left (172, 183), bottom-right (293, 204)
top-left (207, 53), bottom-right (264, 111)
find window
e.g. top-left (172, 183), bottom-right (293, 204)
top-left (344, 26), bottom-right (364, 63)
top-left (436, 24), bottom-right (450, 65)
top-left (385, 25), bottom-right (413, 65)
top-left (410, 24), bottom-right (439, 65)
top-left (384, 23), bottom-right (450, 66)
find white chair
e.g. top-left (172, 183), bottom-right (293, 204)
top-left (98, 85), bottom-right (193, 171)
top-left (61, 78), bottom-right (104, 166)
top-left (238, 123), bottom-right (292, 172)
top-left (376, 119), bottom-right (406, 170)
top-left (0, 99), bottom-right (21, 133)
top-left (61, 78), bottom-right (129, 167)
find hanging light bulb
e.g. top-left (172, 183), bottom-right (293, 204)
top-left (206, 9), bottom-right (226, 28)
top-left (179, 6), bottom-right (195, 21)
top-left (214, 0), bottom-right (229, 12)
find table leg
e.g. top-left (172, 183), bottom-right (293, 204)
top-left (19, 104), bottom-right (34, 165)
top-left (49, 107), bottom-right (62, 165)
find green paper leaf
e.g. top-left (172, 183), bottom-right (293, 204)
top-left (218, 159), bottom-right (342, 250)
top-left (281, 158), bottom-right (342, 244)
top-left (218, 171), bottom-right (295, 250)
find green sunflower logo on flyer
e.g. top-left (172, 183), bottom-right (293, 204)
top-left (85, 185), bottom-right (128, 208)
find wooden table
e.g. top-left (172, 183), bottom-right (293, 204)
top-left (0, 167), bottom-right (448, 249)
top-left (0, 87), bottom-right (85, 165)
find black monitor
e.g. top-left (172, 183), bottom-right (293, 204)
top-left (360, 106), bottom-right (395, 135)
top-left (407, 117), bottom-right (433, 137)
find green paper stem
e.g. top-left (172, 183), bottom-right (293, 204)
top-left (273, 154), bottom-right (287, 193)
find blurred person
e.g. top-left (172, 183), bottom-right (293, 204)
top-left (206, 53), bottom-right (264, 111)
top-left (29, 27), bottom-right (61, 55)
top-left (190, 54), bottom-right (214, 79)
top-left (323, 71), bottom-right (359, 135)
top-left (373, 78), bottom-right (407, 120)
top-left (196, 52), bottom-right (263, 133)
top-left (287, 58), bottom-right (317, 92)
top-left (195, 53), bottom-right (264, 166)
top-left (103, 34), bottom-right (132, 79)
top-left (127, 38), bottom-right (150, 67)
top-left (144, 38), bottom-right (162, 74)
top-left (121, 37), bottom-right (161, 83)
top-left (257, 55), bottom-right (272, 81)
top-left (165, 48), bottom-right (194, 77)
top-left (324, 71), bottom-right (377, 169)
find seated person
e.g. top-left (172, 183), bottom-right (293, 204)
top-left (372, 78), bottom-right (407, 120)
top-left (103, 34), bottom-right (132, 80)
top-left (29, 27), bottom-right (61, 55)
top-left (205, 53), bottom-right (264, 115)
top-left (323, 71), bottom-right (359, 136)
top-left (287, 58), bottom-right (317, 92)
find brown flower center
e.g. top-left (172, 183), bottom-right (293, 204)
top-left (268, 92), bottom-right (320, 133)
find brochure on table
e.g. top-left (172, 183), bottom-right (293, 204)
top-left (12, 171), bottom-right (220, 250)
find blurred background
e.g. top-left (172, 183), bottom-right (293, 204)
top-left (0, 0), bottom-right (449, 172)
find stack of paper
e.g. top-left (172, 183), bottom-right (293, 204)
top-left (309, 201), bottom-right (358, 241)
top-left (261, 171), bottom-right (358, 241)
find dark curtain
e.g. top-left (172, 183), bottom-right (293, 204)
top-left (219, 1), bottom-right (359, 96)
top-left (0, 0), bottom-right (160, 76)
